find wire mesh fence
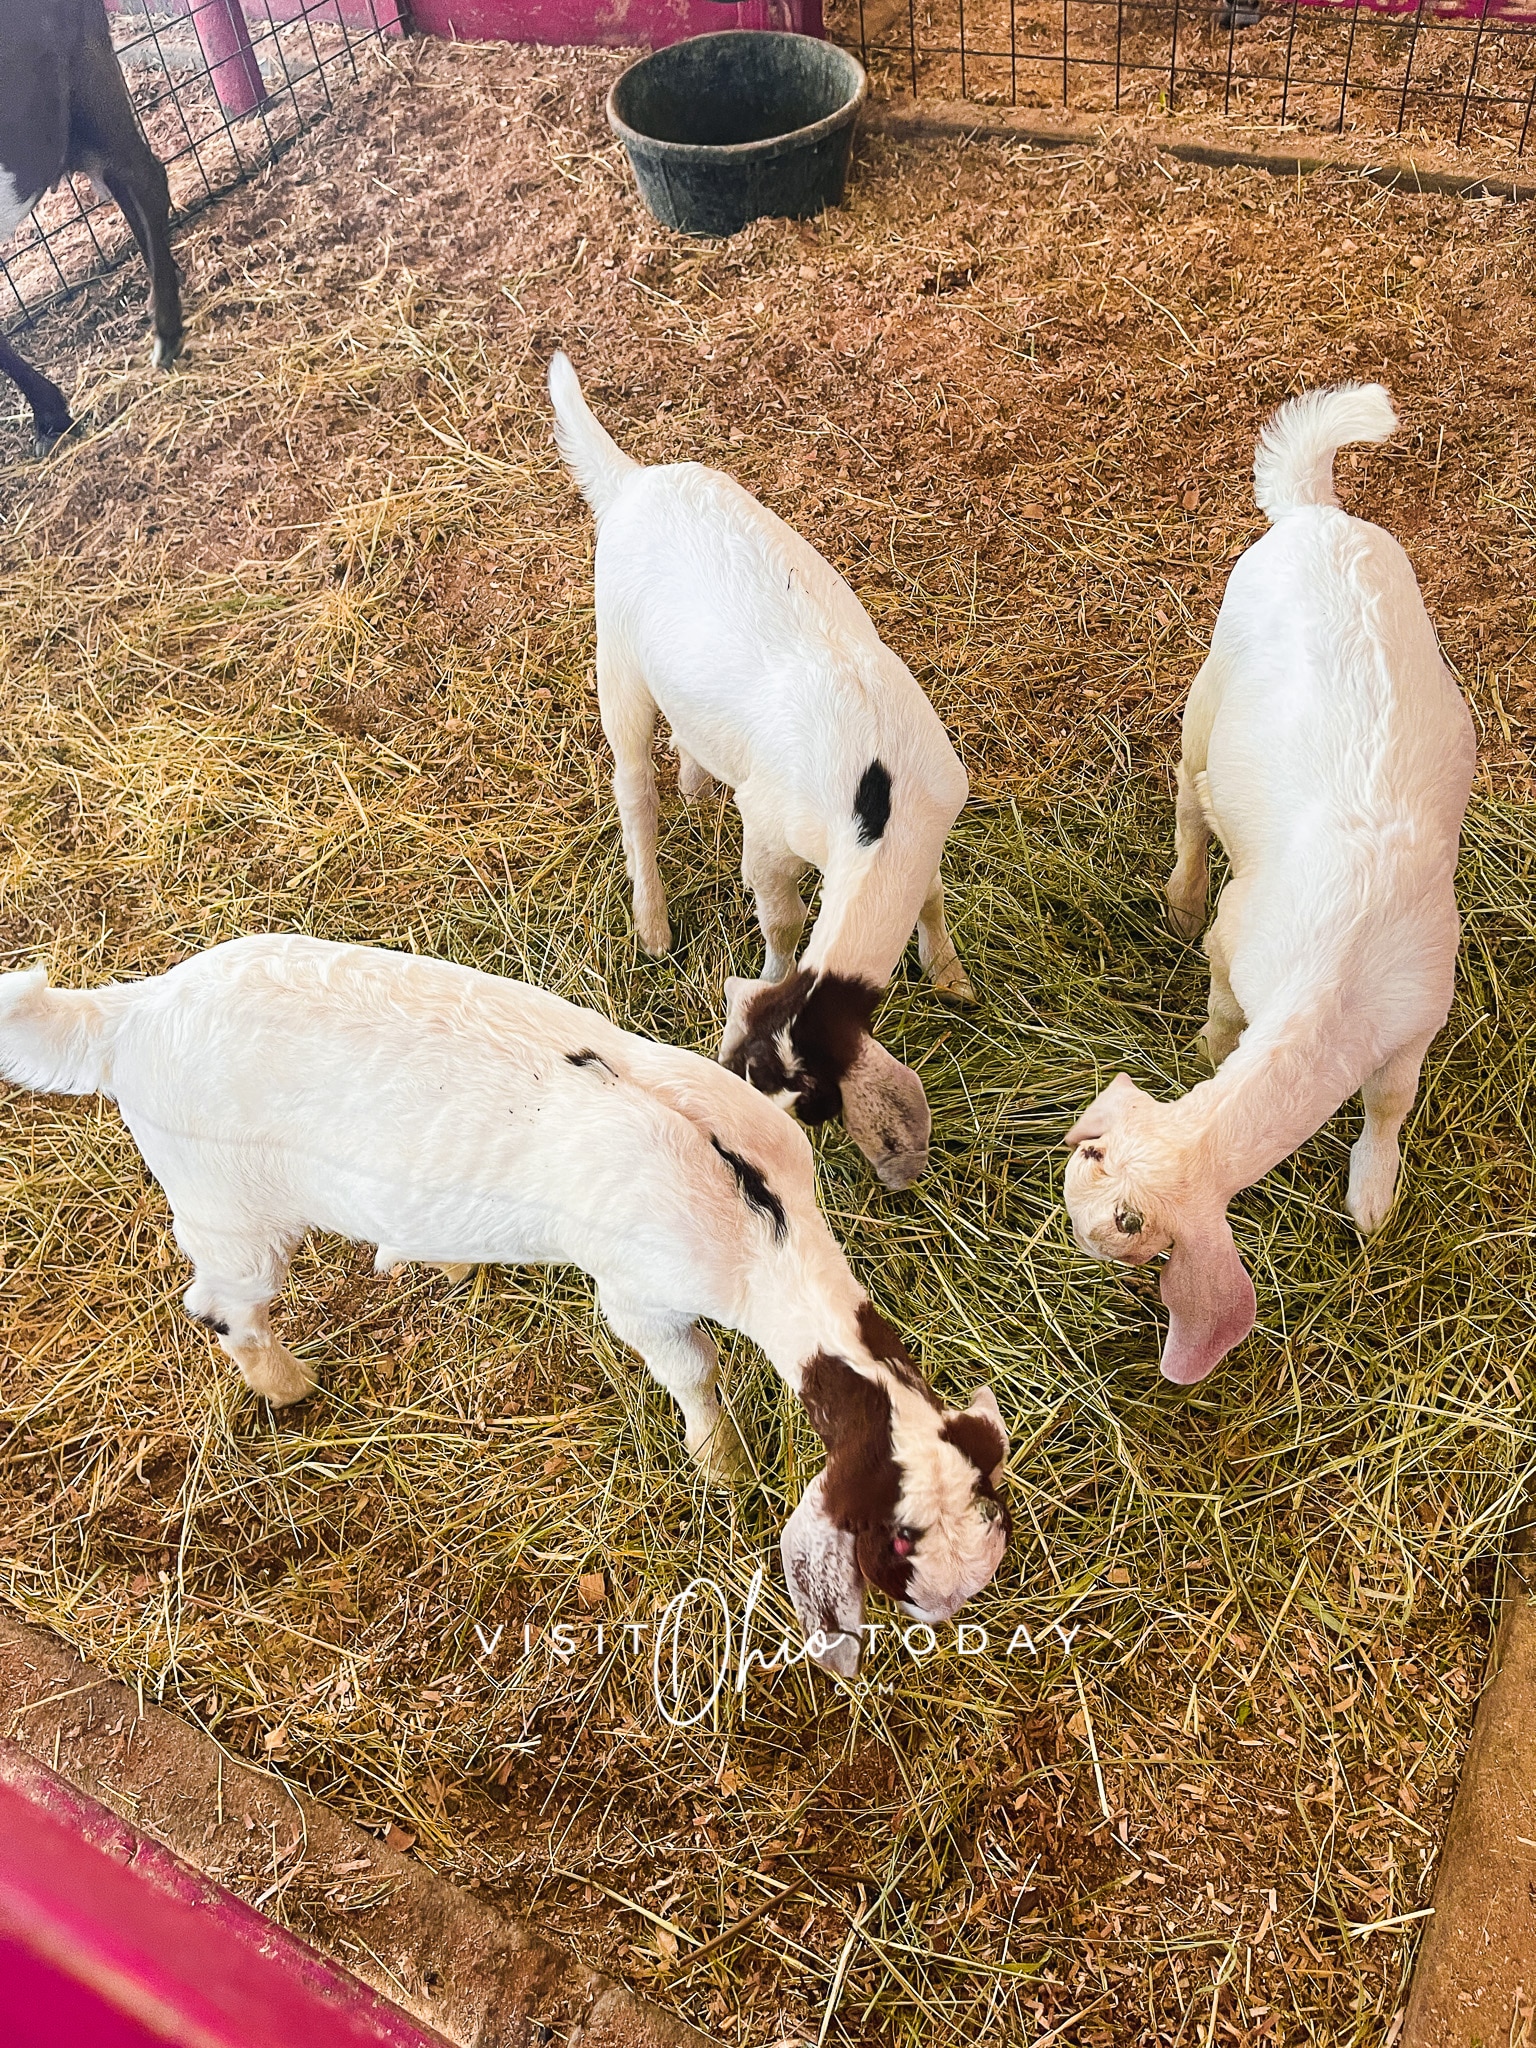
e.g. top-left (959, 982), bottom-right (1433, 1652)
top-left (1, 0), bottom-right (403, 330)
top-left (827, 0), bottom-right (1536, 152)
top-left (6, 0), bottom-right (1532, 341)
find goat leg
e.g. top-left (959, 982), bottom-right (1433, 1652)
top-left (73, 13), bottom-right (183, 368)
top-left (0, 333), bottom-right (72, 455)
top-left (99, 156), bottom-right (182, 367)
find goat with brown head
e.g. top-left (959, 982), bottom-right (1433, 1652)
top-left (719, 971), bottom-right (932, 1192)
top-left (548, 352), bottom-right (973, 1191)
top-left (781, 1306), bottom-right (1010, 1677)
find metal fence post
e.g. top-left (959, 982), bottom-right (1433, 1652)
top-left (185, 0), bottom-right (267, 118)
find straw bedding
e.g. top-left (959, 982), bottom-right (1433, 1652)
top-left (2, 39), bottom-right (1535, 2046)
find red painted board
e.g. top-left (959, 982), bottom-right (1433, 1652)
top-left (406, 0), bottom-right (823, 49)
top-left (104, 0), bottom-right (405, 37)
top-left (234, 0), bottom-right (408, 33)
top-left (0, 1746), bottom-right (451, 2048)
top-left (1, 1934), bottom-right (173, 2048)
top-left (1289, 0), bottom-right (1527, 16)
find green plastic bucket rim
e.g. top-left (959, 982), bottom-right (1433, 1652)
top-left (606, 32), bottom-right (869, 168)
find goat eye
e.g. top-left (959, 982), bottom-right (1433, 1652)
top-left (1114, 1207), bottom-right (1144, 1237)
top-left (892, 1526), bottom-right (921, 1557)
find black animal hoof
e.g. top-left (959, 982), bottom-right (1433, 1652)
top-left (33, 415), bottom-right (75, 457)
top-left (152, 332), bottom-right (184, 370)
top-left (1216, 0), bottom-right (1261, 23)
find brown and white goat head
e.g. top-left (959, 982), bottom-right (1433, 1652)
top-left (780, 1311), bottom-right (1010, 1677)
top-left (1064, 1072), bottom-right (1256, 1386)
top-left (719, 969), bottom-right (931, 1190)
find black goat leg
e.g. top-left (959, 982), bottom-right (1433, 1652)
top-left (74, 8), bottom-right (183, 367)
top-left (0, 331), bottom-right (72, 454)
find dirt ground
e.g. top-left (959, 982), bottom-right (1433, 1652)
top-left (2, 35), bottom-right (1536, 2048)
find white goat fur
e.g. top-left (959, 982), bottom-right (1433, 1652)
top-left (548, 350), bottom-right (972, 1188)
top-left (1065, 384), bottom-right (1476, 1386)
top-left (0, 935), bottom-right (1008, 1670)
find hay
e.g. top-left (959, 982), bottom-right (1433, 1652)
top-left (3, 40), bottom-right (1536, 2045)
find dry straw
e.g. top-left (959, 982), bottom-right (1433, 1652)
top-left (2, 131), bottom-right (1534, 2040)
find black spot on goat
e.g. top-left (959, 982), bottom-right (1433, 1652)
top-left (566, 1048), bottom-right (615, 1074)
top-left (853, 760), bottom-right (892, 846)
top-left (710, 1136), bottom-right (787, 1241)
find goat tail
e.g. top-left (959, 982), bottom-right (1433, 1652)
top-left (0, 965), bottom-right (126, 1095)
top-left (548, 351), bottom-right (639, 520)
top-left (1253, 382), bottom-right (1398, 521)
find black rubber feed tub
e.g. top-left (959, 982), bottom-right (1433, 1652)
top-left (608, 32), bottom-right (867, 239)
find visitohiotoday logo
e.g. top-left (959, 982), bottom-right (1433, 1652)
top-left (468, 1565), bottom-right (1087, 1729)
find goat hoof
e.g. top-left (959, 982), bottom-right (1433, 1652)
top-left (1349, 1196), bottom-right (1394, 1239)
top-left (263, 1382), bottom-right (316, 1410)
top-left (677, 757), bottom-right (715, 801)
top-left (1198, 1028), bottom-right (1240, 1070)
top-left (257, 1359), bottom-right (319, 1408)
top-left (635, 917), bottom-right (673, 957)
top-left (234, 1339), bottom-right (318, 1407)
top-left (931, 964), bottom-right (978, 1006)
top-left (1167, 901), bottom-right (1205, 941)
top-left (688, 1418), bottom-right (749, 1487)
top-left (435, 1261), bottom-right (475, 1286)
top-left (1347, 1159), bottom-right (1399, 1238)
top-left (33, 416), bottom-right (74, 457)
top-left (152, 333), bottom-right (184, 371)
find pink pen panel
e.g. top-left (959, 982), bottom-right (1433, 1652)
top-left (0, 1746), bottom-right (450, 2048)
top-left (405, 0), bottom-right (822, 47)
top-left (106, 0), bottom-right (817, 49)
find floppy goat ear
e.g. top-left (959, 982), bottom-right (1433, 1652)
top-left (1065, 1071), bottom-right (1142, 1147)
top-left (840, 1037), bottom-right (931, 1190)
top-left (1158, 1208), bottom-right (1256, 1385)
top-left (780, 1469), bottom-right (865, 1678)
top-left (719, 976), bottom-right (770, 1070)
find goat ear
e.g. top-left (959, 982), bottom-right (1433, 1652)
top-left (1065, 1072), bottom-right (1141, 1147)
top-left (719, 976), bottom-right (769, 1070)
top-left (780, 1470), bottom-right (865, 1678)
top-left (840, 1036), bottom-right (931, 1189)
top-left (1159, 1210), bottom-right (1256, 1385)
top-left (964, 1384), bottom-right (1009, 1482)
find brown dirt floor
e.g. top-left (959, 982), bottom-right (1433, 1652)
top-left (2, 35), bottom-right (1535, 2048)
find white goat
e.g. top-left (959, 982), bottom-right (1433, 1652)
top-left (0, 935), bottom-right (1009, 1674)
top-left (1065, 384), bottom-right (1475, 1385)
top-left (548, 351), bottom-right (973, 1192)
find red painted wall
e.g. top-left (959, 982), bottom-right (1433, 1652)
top-left (0, 1748), bottom-right (450, 2048)
top-left (407, 0), bottom-right (822, 47)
